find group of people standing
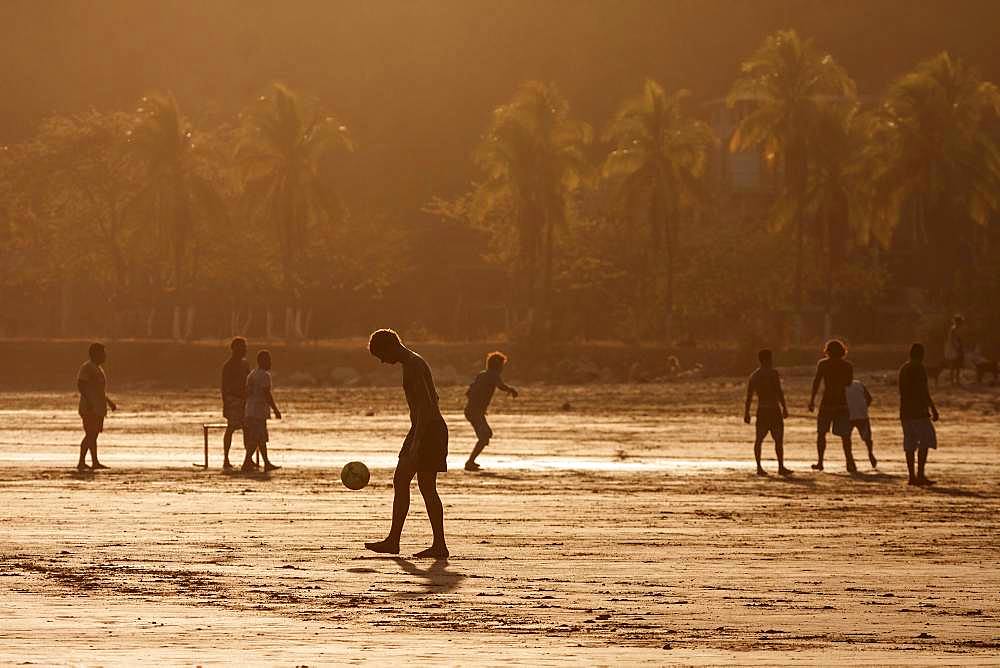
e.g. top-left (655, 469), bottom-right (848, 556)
top-left (745, 339), bottom-right (940, 486)
top-left (75, 329), bottom-right (943, 558)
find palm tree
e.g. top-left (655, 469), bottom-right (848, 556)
top-left (603, 79), bottom-right (715, 340)
top-left (788, 99), bottom-right (869, 340)
top-left (727, 30), bottom-right (855, 337)
top-left (130, 93), bottom-right (224, 339)
top-left (474, 81), bottom-right (592, 335)
top-left (863, 52), bottom-right (1000, 305)
top-left (237, 83), bottom-right (353, 341)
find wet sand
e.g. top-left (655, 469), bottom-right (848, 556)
top-left (1, 378), bottom-right (998, 665)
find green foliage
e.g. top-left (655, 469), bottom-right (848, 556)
top-left (0, 38), bottom-right (998, 344)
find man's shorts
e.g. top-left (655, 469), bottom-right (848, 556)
top-left (223, 397), bottom-right (244, 429)
top-left (850, 418), bottom-right (872, 442)
top-left (81, 414), bottom-right (105, 436)
top-left (465, 409), bottom-right (493, 442)
top-left (902, 418), bottom-right (937, 452)
top-left (243, 417), bottom-right (268, 449)
top-left (818, 408), bottom-right (851, 438)
top-left (755, 407), bottom-right (784, 440)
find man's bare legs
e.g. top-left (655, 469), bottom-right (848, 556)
top-left (812, 430), bottom-right (826, 471)
top-left (774, 436), bottom-right (792, 476)
top-left (414, 472), bottom-right (448, 558)
top-left (223, 426), bottom-right (237, 469)
top-left (905, 447), bottom-right (933, 485)
top-left (864, 437), bottom-right (877, 468)
top-left (753, 435), bottom-right (767, 476)
top-left (366, 462), bottom-right (448, 558)
top-left (365, 462), bottom-right (415, 554)
top-left (465, 439), bottom-right (488, 471)
top-left (77, 435), bottom-right (91, 471)
top-left (87, 432), bottom-right (108, 469)
top-left (842, 435), bottom-right (857, 473)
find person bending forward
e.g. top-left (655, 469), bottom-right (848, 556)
top-left (365, 329), bottom-right (449, 559)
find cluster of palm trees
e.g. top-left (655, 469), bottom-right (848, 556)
top-left (471, 30), bottom-right (1000, 340)
top-left (3, 28), bottom-right (999, 344)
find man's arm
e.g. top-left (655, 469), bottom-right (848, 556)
top-left (77, 379), bottom-right (91, 413)
top-left (777, 376), bottom-right (788, 418)
top-left (743, 377), bottom-right (753, 423)
top-left (808, 364), bottom-right (822, 411)
top-left (923, 370), bottom-right (939, 421)
top-left (264, 389), bottom-right (281, 419)
top-left (497, 379), bottom-right (518, 398)
top-left (863, 385), bottom-right (873, 407)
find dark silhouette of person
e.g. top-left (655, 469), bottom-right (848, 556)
top-left (464, 351), bottom-right (518, 471)
top-left (242, 349), bottom-right (281, 473)
top-left (899, 343), bottom-right (940, 486)
top-left (808, 339), bottom-right (856, 472)
top-left (744, 348), bottom-right (791, 476)
top-left (76, 342), bottom-right (117, 471)
top-left (221, 337), bottom-right (250, 470)
top-left (945, 315), bottom-right (965, 386)
top-left (365, 329), bottom-right (449, 559)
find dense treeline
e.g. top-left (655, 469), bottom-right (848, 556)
top-left (2, 30), bottom-right (999, 350)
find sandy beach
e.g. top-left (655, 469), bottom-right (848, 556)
top-left (1, 377), bottom-right (998, 665)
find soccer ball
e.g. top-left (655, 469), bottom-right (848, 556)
top-left (341, 461), bottom-right (370, 490)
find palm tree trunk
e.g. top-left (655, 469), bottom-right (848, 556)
top-left (542, 210), bottom-right (554, 336)
top-left (663, 212), bottom-right (675, 343)
top-left (823, 204), bottom-right (834, 342)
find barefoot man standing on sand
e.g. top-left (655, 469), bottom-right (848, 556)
top-left (744, 348), bottom-right (791, 477)
top-left (221, 337), bottom-right (250, 470)
top-left (899, 343), bottom-right (940, 486)
top-left (365, 329), bottom-right (450, 558)
top-left (77, 342), bottom-right (117, 471)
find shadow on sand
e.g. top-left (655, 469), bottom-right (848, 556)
top-left (391, 557), bottom-right (465, 599)
top-left (925, 485), bottom-right (993, 499)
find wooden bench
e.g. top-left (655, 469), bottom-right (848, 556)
top-left (197, 422), bottom-right (258, 469)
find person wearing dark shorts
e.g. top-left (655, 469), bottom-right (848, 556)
top-left (76, 342), bottom-right (117, 471)
top-left (744, 349), bottom-right (791, 476)
top-left (899, 343), bottom-right (940, 486)
top-left (808, 339), bottom-right (856, 472)
top-left (221, 337), bottom-right (250, 470)
top-left (365, 329), bottom-right (450, 559)
top-left (464, 351), bottom-right (518, 471)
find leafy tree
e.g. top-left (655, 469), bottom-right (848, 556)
top-left (237, 83), bottom-right (353, 341)
top-left (863, 52), bottom-right (1000, 305)
top-left (603, 79), bottom-right (715, 340)
top-left (727, 29), bottom-right (855, 335)
top-left (474, 81), bottom-right (592, 336)
top-left (130, 93), bottom-right (225, 339)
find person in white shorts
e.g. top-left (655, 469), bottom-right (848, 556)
top-left (845, 379), bottom-right (877, 469)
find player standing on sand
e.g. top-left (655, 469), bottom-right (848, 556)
top-left (899, 343), bottom-right (940, 486)
top-left (845, 378), bottom-right (877, 469)
top-left (743, 349), bottom-right (791, 476)
top-left (808, 339), bottom-right (857, 473)
top-left (76, 342), bottom-right (117, 471)
top-left (464, 351), bottom-right (518, 471)
top-left (365, 329), bottom-right (450, 559)
top-left (221, 337), bottom-right (250, 470)
top-left (242, 350), bottom-right (281, 473)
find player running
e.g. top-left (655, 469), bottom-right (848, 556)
top-left (464, 351), bottom-right (518, 471)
